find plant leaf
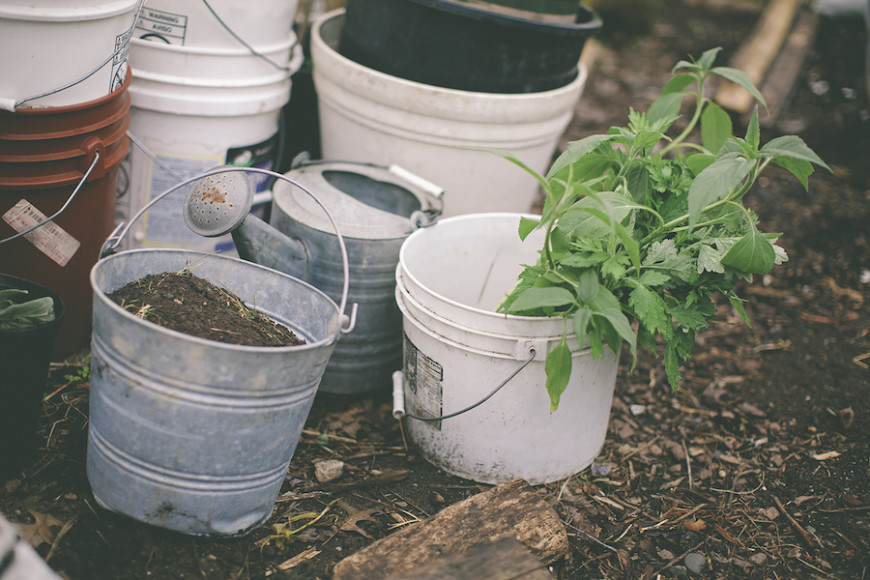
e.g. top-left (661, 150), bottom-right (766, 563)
top-left (688, 154), bottom-right (753, 226)
top-left (760, 135), bottom-right (831, 171)
top-left (700, 101), bottom-right (732, 153)
top-left (745, 107), bottom-right (760, 153)
top-left (547, 135), bottom-right (615, 179)
top-left (629, 285), bottom-right (670, 338)
top-left (711, 66), bottom-right (768, 112)
top-left (518, 216), bottom-right (540, 240)
top-left (721, 224), bottom-right (776, 274)
top-left (505, 286), bottom-right (575, 313)
top-left (772, 156), bottom-right (814, 190)
top-left (576, 270), bottom-right (600, 304)
top-left (545, 337), bottom-right (572, 412)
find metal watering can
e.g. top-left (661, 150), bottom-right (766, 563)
top-left (184, 159), bottom-right (444, 395)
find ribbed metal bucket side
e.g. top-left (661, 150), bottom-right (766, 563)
top-left (87, 249), bottom-right (341, 536)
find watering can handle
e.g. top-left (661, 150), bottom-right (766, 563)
top-left (391, 348), bottom-right (536, 422)
top-left (100, 166), bottom-right (358, 334)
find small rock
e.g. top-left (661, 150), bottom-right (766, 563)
top-left (749, 552), bottom-right (768, 566)
top-left (684, 552), bottom-right (706, 575)
top-left (670, 564), bottom-right (688, 578)
top-left (314, 459), bottom-right (345, 483)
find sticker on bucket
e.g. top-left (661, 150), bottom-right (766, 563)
top-left (2, 199), bottom-right (81, 267)
top-left (403, 333), bottom-right (444, 429)
top-left (112, 30), bottom-right (132, 93)
top-left (135, 8), bottom-right (189, 45)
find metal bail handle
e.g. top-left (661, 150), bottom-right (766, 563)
top-left (99, 166), bottom-right (358, 334)
top-left (392, 348), bottom-right (537, 422)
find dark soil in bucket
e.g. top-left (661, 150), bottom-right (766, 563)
top-left (1, 1), bottom-right (868, 579)
top-left (107, 272), bottom-right (305, 347)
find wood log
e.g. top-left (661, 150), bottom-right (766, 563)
top-left (755, 10), bottom-right (820, 128)
top-left (331, 478), bottom-right (569, 580)
top-left (714, 0), bottom-right (803, 113)
top-left (384, 537), bottom-right (554, 580)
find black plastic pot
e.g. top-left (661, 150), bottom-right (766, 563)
top-left (0, 274), bottom-right (65, 479)
top-left (339, 0), bottom-right (602, 94)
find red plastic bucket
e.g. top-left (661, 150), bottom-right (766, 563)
top-left (0, 73), bottom-right (131, 359)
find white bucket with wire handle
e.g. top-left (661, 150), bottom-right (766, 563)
top-left (394, 213), bottom-right (619, 485)
top-left (0, 0), bottom-right (140, 110)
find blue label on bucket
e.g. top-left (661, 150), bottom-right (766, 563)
top-left (404, 333), bottom-right (444, 430)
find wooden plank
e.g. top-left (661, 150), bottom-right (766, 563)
top-left (714, 0), bottom-right (804, 113)
top-left (756, 10), bottom-right (820, 127)
top-left (332, 478), bottom-right (569, 580)
top-left (384, 537), bottom-right (554, 580)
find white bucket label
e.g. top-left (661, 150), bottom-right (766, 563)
top-left (2, 199), bottom-right (81, 267)
top-left (111, 30), bottom-right (131, 92)
top-left (404, 333), bottom-right (444, 429)
top-left (135, 8), bottom-right (188, 45)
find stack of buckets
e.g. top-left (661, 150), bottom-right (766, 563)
top-left (121, 0), bottom-right (302, 253)
top-left (0, 0), bottom-right (139, 358)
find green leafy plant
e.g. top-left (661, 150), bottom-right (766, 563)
top-left (0, 289), bottom-right (55, 330)
top-left (497, 47), bottom-right (829, 411)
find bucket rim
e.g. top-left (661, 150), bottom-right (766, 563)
top-left (397, 212), bottom-right (565, 325)
top-left (0, 0), bottom-right (139, 22)
top-left (313, 9), bottom-right (588, 103)
top-left (7, 69), bottom-right (132, 115)
top-left (91, 249), bottom-right (344, 352)
top-left (130, 30), bottom-right (298, 57)
top-left (0, 114), bottom-right (129, 163)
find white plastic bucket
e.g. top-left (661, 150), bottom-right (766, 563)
top-left (311, 10), bottom-right (588, 218)
top-left (121, 46), bottom-right (302, 252)
top-left (395, 213), bottom-right (619, 485)
top-left (135, 0), bottom-right (299, 49)
top-left (0, 0), bottom-right (140, 110)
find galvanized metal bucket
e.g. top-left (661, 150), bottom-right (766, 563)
top-left (235, 160), bottom-right (443, 394)
top-left (86, 168), bottom-right (354, 536)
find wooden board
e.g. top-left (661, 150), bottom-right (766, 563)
top-left (384, 537), bottom-right (554, 580)
top-left (714, 0), bottom-right (804, 113)
top-left (332, 478), bottom-right (569, 580)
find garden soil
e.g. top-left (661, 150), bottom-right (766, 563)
top-left (2, 1), bottom-right (868, 578)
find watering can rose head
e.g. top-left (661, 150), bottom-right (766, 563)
top-left (496, 47), bottom-right (830, 412)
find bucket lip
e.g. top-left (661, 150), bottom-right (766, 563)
top-left (0, 0), bottom-right (139, 22)
top-left (8, 69), bottom-right (132, 116)
top-left (0, 114), bottom-right (129, 163)
top-left (313, 9), bottom-right (587, 103)
top-left (398, 212), bottom-right (561, 324)
top-left (91, 249), bottom-right (343, 352)
top-left (398, 0), bottom-right (602, 34)
top-left (0, 134), bottom-right (128, 189)
top-left (130, 30), bottom-right (298, 57)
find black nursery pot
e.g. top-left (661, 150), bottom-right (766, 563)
top-left (0, 274), bottom-right (65, 479)
top-left (339, 0), bottom-right (602, 94)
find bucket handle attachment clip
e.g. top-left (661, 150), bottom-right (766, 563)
top-left (392, 347), bottom-right (536, 422)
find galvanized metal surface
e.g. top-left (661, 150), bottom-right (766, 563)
top-left (234, 162), bottom-right (443, 394)
top-left (87, 249), bottom-right (342, 536)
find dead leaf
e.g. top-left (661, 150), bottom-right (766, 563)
top-left (682, 518), bottom-right (708, 532)
top-left (759, 507), bottom-right (780, 520)
top-left (17, 509), bottom-right (65, 549)
top-left (338, 502), bottom-right (382, 540)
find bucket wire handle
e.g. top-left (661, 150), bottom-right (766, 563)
top-left (392, 348), bottom-right (536, 421)
top-left (0, 152), bottom-right (101, 246)
top-left (101, 166), bottom-right (358, 334)
top-left (200, 0), bottom-right (304, 74)
top-left (11, 0), bottom-right (146, 111)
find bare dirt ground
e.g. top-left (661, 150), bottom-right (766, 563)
top-left (2, 1), bottom-right (868, 578)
